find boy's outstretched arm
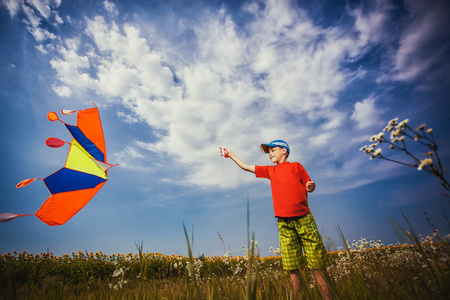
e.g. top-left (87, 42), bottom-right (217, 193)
top-left (222, 148), bottom-right (255, 173)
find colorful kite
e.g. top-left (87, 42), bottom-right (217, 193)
top-left (0, 104), bottom-right (117, 226)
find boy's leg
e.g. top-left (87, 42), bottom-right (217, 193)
top-left (295, 212), bottom-right (330, 269)
top-left (294, 213), bottom-right (332, 298)
top-left (289, 269), bottom-right (303, 296)
top-left (290, 269), bottom-right (332, 299)
top-left (314, 269), bottom-right (333, 300)
top-left (277, 217), bottom-right (306, 294)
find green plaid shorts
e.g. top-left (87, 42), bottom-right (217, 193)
top-left (277, 212), bottom-right (330, 270)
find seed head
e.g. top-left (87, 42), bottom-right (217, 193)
top-left (416, 124), bottom-right (426, 130)
top-left (398, 118), bottom-right (409, 127)
top-left (418, 158), bottom-right (433, 170)
top-left (388, 118), bottom-right (398, 126)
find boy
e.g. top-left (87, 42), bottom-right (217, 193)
top-left (221, 140), bottom-right (332, 299)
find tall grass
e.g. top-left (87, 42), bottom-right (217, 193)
top-left (1, 226), bottom-right (449, 299)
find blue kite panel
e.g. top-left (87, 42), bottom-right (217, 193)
top-left (65, 124), bottom-right (105, 162)
top-left (44, 168), bottom-right (106, 194)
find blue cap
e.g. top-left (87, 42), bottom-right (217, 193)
top-left (260, 140), bottom-right (290, 154)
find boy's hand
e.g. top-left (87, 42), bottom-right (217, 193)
top-left (306, 181), bottom-right (315, 192)
top-left (219, 147), bottom-right (230, 158)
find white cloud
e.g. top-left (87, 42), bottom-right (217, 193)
top-left (20, 0), bottom-right (61, 28)
top-left (35, 44), bottom-right (48, 54)
top-left (54, 11), bottom-right (63, 24)
top-left (28, 0), bottom-right (52, 19)
top-left (52, 84), bottom-right (72, 97)
top-left (103, 0), bottom-right (118, 16)
top-left (27, 0), bottom-right (411, 190)
top-left (351, 96), bottom-right (383, 129)
top-left (309, 132), bottom-right (335, 148)
top-left (2, 0), bottom-right (21, 17)
top-left (392, 0), bottom-right (450, 82)
top-left (29, 26), bottom-right (56, 42)
top-left (112, 146), bottom-right (145, 169)
top-left (22, 3), bottom-right (41, 27)
top-left (49, 38), bottom-right (94, 94)
top-left (1, 0), bottom-right (63, 48)
top-left (117, 111), bottom-right (140, 124)
top-left (350, 0), bottom-right (391, 46)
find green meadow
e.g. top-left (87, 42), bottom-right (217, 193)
top-left (1, 225), bottom-right (449, 299)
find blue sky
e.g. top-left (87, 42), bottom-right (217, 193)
top-left (1, 0), bottom-right (449, 257)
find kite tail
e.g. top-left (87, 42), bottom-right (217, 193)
top-left (16, 178), bottom-right (43, 188)
top-left (0, 213), bottom-right (34, 223)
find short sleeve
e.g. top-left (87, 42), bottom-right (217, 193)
top-left (255, 165), bottom-right (270, 179)
top-left (294, 162), bottom-right (311, 185)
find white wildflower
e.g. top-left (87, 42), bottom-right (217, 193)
top-left (371, 132), bottom-right (384, 144)
top-left (388, 118), bottom-right (398, 126)
top-left (373, 148), bottom-right (382, 157)
top-left (416, 124), bottom-right (426, 130)
top-left (112, 268), bottom-right (124, 278)
top-left (398, 118), bottom-right (409, 127)
top-left (418, 158), bottom-right (432, 170)
top-left (390, 129), bottom-right (402, 140)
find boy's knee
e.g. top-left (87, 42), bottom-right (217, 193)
top-left (289, 269), bottom-right (300, 275)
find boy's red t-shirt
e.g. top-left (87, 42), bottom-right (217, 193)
top-left (255, 162), bottom-right (311, 218)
